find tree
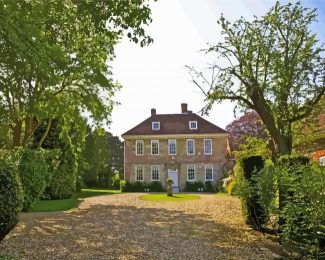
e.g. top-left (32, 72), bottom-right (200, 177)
top-left (80, 128), bottom-right (124, 188)
top-left (189, 1), bottom-right (324, 155)
top-left (0, 0), bottom-right (154, 148)
top-left (226, 111), bottom-right (268, 151)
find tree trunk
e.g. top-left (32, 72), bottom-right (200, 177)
top-left (274, 134), bottom-right (292, 155)
top-left (37, 118), bottom-right (53, 149)
top-left (12, 120), bottom-right (22, 147)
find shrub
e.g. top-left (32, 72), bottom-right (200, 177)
top-left (147, 181), bottom-right (164, 192)
top-left (235, 156), bottom-right (266, 230)
top-left (120, 181), bottom-right (146, 192)
top-left (227, 178), bottom-right (237, 195)
top-left (44, 146), bottom-right (77, 199)
top-left (120, 180), bottom-right (126, 192)
top-left (253, 158), bottom-right (325, 258)
top-left (75, 175), bottom-right (83, 192)
top-left (19, 149), bottom-right (50, 211)
top-left (184, 181), bottom-right (204, 192)
top-left (215, 180), bottom-right (224, 193)
top-left (111, 171), bottom-right (121, 190)
top-left (0, 150), bottom-right (23, 241)
top-left (204, 181), bottom-right (215, 192)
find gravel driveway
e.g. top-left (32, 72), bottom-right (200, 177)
top-left (0, 193), bottom-right (283, 259)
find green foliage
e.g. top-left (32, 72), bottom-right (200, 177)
top-left (147, 181), bottom-right (164, 192)
top-left (120, 181), bottom-right (146, 192)
top-left (236, 137), bottom-right (272, 160)
top-left (184, 181), bottom-right (204, 192)
top-left (0, 0), bottom-right (154, 148)
top-left (226, 178), bottom-right (237, 195)
top-left (189, 1), bottom-right (325, 155)
top-left (0, 150), bottom-right (23, 241)
top-left (120, 180), bottom-right (126, 192)
top-left (252, 158), bottom-right (325, 257)
top-left (19, 149), bottom-right (51, 211)
top-left (75, 176), bottom-right (83, 193)
top-left (119, 181), bottom-right (164, 192)
top-left (80, 128), bottom-right (124, 188)
top-left (204, 181), bottom-right (215, 192)
top-left (111, 171), bottom-right (121, 190)
top-left (233, 156), bottom-right (266, 230)
top-left (166, 178), bottom-right (174, 185)
top-left (44, 146), bottom-right (77, 199)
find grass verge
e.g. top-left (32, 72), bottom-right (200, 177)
top-left (141, 193), bottom-right (200, 202)
top-left (29, 189), bottom-right (121, 212)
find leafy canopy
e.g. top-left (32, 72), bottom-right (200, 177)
top-left (0, 0), bottom-right (154, 147)
top-left (189, 1), bottom-right (325, 154)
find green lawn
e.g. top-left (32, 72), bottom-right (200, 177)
top-left (29, 189), bottom-right (121, 212)
top-left (141, 193), bottom-right (200, 202)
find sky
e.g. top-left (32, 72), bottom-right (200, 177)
top-left (110, 0), bottom-right (325, 138)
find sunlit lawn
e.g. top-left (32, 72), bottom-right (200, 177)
top-left (30, 189), bottom-right (121, 212)
top-left (141, 193), bottom-right (200, 202)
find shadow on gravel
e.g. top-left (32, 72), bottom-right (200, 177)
top-left (0, 201), bottom-right (283, 259)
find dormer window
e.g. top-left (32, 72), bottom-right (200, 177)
top-left (152, 121), bottom-right (160, 130)
top-left (189, 121), bottom-right (197, 130)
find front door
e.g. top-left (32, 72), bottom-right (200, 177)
top-left (168, 169), bottom-right (178, 187)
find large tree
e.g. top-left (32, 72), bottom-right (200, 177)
top-left (189, 1), bottom-right (325, 155)
top-left (0, 0), bottom-right (154, 148)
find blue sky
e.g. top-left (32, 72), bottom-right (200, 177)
top-left (110, 0), bottom-right (325, 137)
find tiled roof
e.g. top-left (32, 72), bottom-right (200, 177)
top-left (122, 113), bottom-right (228, 137)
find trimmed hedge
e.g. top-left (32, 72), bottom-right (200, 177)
top-left (120, 181), bottom-right (164, 192)
top-left (235, 156), bottom-right (266, 230)
top-left (0, 149), bottom-right (23, 241)
top-left (184, 181), bottom-right (204, 192)
top-left (19, 149), bottom-right (50, 211)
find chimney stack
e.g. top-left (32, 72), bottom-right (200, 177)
top-left (151, 108), bottom-right (156, 116)
top-left (181, 103), bottom-right (188, 113)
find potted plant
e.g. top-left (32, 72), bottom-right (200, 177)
top-left (166, 178), bottom-right (174, 197)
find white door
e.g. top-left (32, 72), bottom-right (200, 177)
top-left (168, 170), bottom-right (178, 187)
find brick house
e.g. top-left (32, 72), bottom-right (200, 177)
top-left (121, 103), bottom-right (230, 191)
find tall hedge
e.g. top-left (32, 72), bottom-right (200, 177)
top-left (0, 149), bottom-right (23, 241)
top-left (19, 150), bottom-right (51, 211)
top-left (235, 156), bottom-right (266, 230)
top-left (44, 146), bottom-right (77, 199)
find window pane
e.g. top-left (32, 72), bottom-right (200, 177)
top-left (189, 121), bottom-right (197, 129)
top-left (151, 140), bottom-right (159, 155)
top-left (152, 122), bottom-right (160, 130)
top-left (136, 165), bottom-right (143, 181)
top-left (205, 164), bottom-right (213, 181)
top-left (187, 165), bottom-right (195, 181)
top-left (168, 139), bottom-right (176, 155)
top-left (204, 139), bottom-right (212, 154)
top-left (136, 140), bottom-right (143, 155)
top-left (187, 139), bottom-right (195, 155)
top-left (151, 165), bottom-right (159, 181)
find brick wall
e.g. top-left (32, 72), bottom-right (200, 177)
top-left (124, 136), bottom-right (228, 189)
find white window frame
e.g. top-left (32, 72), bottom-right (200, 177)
top-left (205, 164), bottom-right (213, 181)
top-left (186, 139), bottom-right (195, 155)
top-left (135, 165), bottom-right (144, 181)
top-left (135, 140), bottom-right (144, 156)
top-left (187, 164), bottom-right (196, 181)
top-left (152, 121), bottom-right (160, 130)
top-left (204, 139), bottom-right (212, 155)
top-left (168, 139), bottom-right (177, 155)
top-left (151, 165), bottom-right (160, 181)
top-left (189, 121), bottom-right (197, 130)
top-left (151, 140), bottom-right (159, 155)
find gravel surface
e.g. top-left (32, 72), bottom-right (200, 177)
top-left (0, 193), bottom-right (284, 259)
